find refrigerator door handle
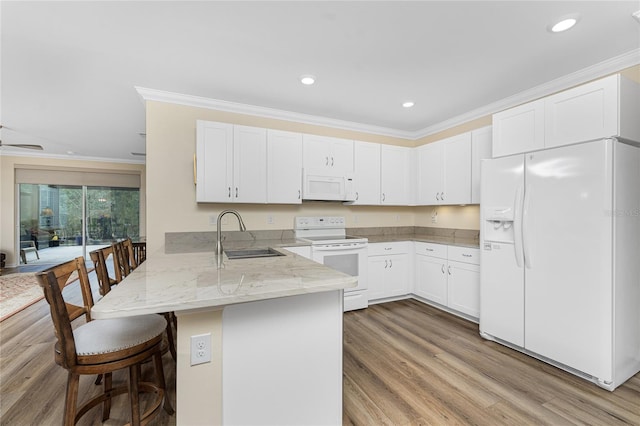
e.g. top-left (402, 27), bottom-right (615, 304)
top-left (522, 183), bottom-right (533, 269)
top-left (513, 186), bottom-right (525, 268)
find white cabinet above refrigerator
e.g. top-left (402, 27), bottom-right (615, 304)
top-left (492, 74), bottom-right (640, 158)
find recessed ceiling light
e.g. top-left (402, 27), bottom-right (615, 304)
top-left (300, 75), bottom-right (316, 85)
top-left (402, 101), bottom-right (415, 108)
top-left (550, 16), bottom-right (578, 33)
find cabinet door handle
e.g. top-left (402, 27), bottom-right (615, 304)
top-left (441, 192), bottom-right (445, 201)
top-left (384, 260), bottom-right (388, 269)
top-left (235, 187), bottom-right (239, 198)
top-left (355, 191), bottom-right (359, 201)
top-left (331, 157), bottom-right (334, 166)
top-left (441, 264), bottom-right (445, 274)
top-left (382, 193), bottom-right (386, 202)
top-left (228, 187), bottom-right (231, 198)
top-left (325, 156), bottom-right (329, 166)
top-left (462, 253), bottom-right (472, 257)
top-left (384, 247), bottom-right (392, 251)
top-left (389, 259), bottom-right (393, 268)
top-left (193, 154), bottom-right (197, 185)
top-left (298, 189), bottom-right (301, 199)
top-left (425, 248), bottom-right (434, 252)
top-left (448, 265), bottom-right (451, 275)
top-left (436, 192), bottom-right (440, 201)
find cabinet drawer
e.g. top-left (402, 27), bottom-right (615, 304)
top-left (368, 241), bottom-right (410, 256)
top-left (447, 246), bottom-right (480, 265)
top-left (414, 242), bottom-right (447, 259)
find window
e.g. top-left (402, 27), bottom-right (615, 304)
top-left (16, 169), bottom-right (141, 265)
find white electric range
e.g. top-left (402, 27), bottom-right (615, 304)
top-left (294, 216), bottom-right (368, 311)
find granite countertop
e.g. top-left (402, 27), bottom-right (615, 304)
top-left (361, 234), bottom-right (479, 248)
top-left (347, 227), bottom-right (480, 249)
top-left (91, 249), bottom-right (356, 319)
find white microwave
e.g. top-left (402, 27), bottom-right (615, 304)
top-left (302, 169), bottom-right (356, 201)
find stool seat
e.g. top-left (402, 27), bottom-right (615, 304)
top-left (73, 315), bottom-right (167, 358)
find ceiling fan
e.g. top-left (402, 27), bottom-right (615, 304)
top-left (0, 125), bottom-right (44, 150)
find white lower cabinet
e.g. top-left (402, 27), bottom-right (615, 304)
top-left (447, 260), bottom-right (480, 318)
top-left (414, 242), bottom-right (480, 319)
top-left (414, 243), bottom-right (448, 305)
top-left (367, 242), bottom-right (411, 301)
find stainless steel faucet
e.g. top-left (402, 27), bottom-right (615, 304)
top-left (216, 209), bottom-right (247, 267)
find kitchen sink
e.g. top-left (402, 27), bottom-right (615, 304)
top-left (224, 248), bottom-right (285, 260)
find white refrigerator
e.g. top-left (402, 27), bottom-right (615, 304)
top-left (479, 138), bottom-right (640, 391)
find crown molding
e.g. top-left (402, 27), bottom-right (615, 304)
top-left (135, 87), bottom-right (415, 140)
top-left (137, 48), bottom-right (640, 142)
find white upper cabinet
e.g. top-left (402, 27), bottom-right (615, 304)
top-left (267, 129), bottom-right (303, 204)
top-left (196, 120), bottom-right (234, 203)
top-left (352, 141), bottom-right (381, 205)
top-left (471, 126), bottom-right (493, 204)
top-left (417, 141), bottom-right (443, 205)
top-left (417, 133), bottom-right (471, 205)
top-left (493, 74), bottom-right (640, 157)
top-left (442, 133), bottom-right (472, 205)
top-left (233, 125), bottom-right (267, 203)
top-left (380, 145), bottom-right (412, 205)
top-left (302, 135), bottom-right (354, 173)
top-left (196, 121), bottom-right (267, 203)
top-left (544, 74), bottom-right (637, 147)
top-left (492, 99), bottom-right (545, 158)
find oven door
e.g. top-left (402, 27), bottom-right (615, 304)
top-left (311, 244), bottom-right (367, 293)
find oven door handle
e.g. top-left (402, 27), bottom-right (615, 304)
top-left (312, 244), bottom-right (367, 252)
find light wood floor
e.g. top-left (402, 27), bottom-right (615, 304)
top-left (343, 300), bottom-right (640, 425)
top-left (1, 284), bottom-right (639, 425)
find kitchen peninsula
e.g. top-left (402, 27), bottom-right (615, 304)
top-left (91, 247), bottom-right (356, 425)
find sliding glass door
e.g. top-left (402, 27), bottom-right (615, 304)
top-left (18, 184), bottom-right (140, 265)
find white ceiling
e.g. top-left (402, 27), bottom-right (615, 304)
top-left (1, 1), bottom-right (639, 162)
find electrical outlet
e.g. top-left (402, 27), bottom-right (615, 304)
top-left (190, 333), bottom-right (212, 366)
